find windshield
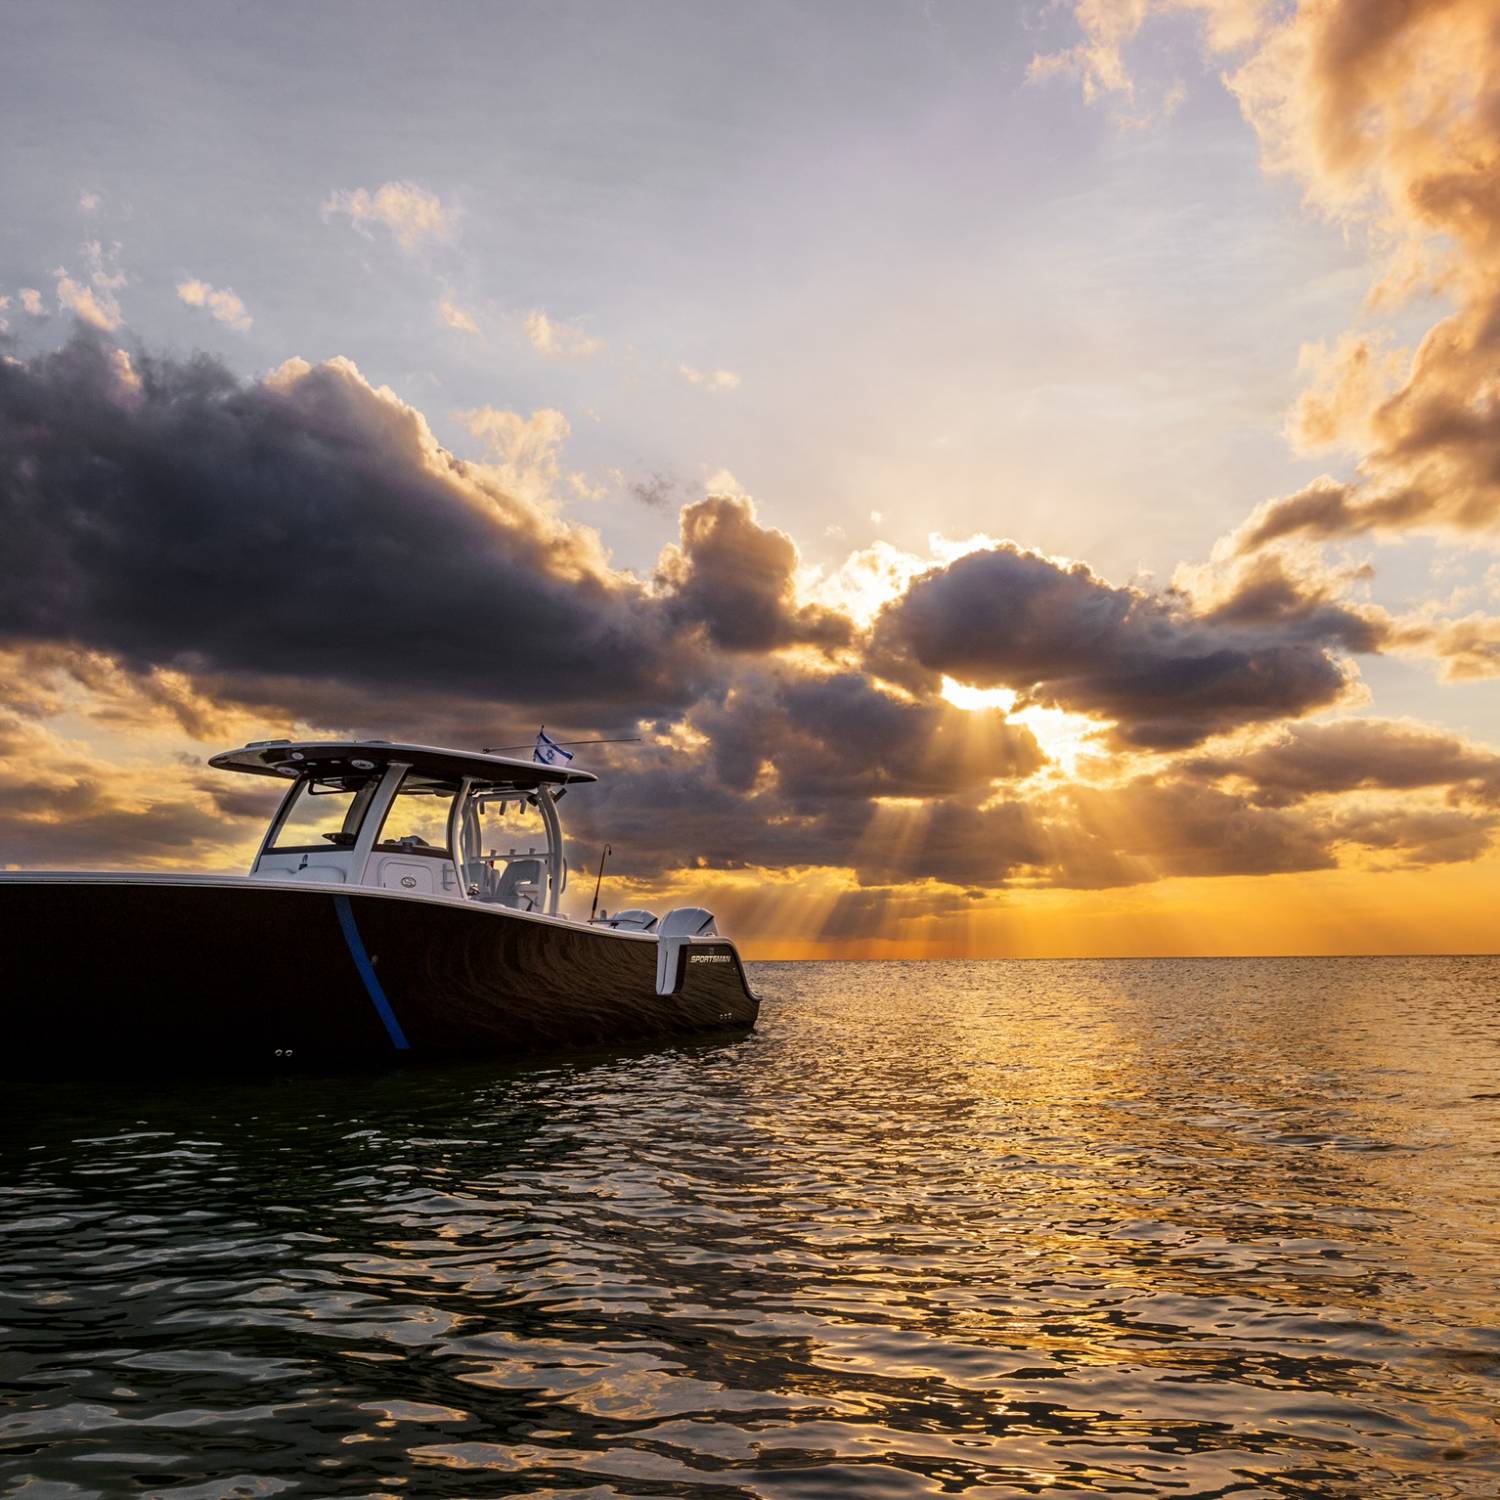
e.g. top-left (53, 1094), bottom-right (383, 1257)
top-left (474, 793), bottom-right (546, 860)
top-left (375, 774), bottom-right (459, 856)
top-left (269, 776), bottom-right (378, 851)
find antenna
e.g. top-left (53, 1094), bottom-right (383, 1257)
top-left (483, 737), bottom-right (643, 754)
top-left (590, 844), bottom-right (612, 922)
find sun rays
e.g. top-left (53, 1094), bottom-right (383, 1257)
top-left (938, 677), bottom-right (1102, 777)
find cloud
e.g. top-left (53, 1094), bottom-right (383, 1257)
top-left (1186, 718), bottom-right (1500, 807)
top-left (0, 332), bottom-right (711, 728)
top-left (52, 240), bottom-right (127, 331)
top-left (694, 668), bottom-right (1044, 806)
top-left (1399, 614), bottom-right (1500, 683)
top-left (524, 310), bottom-right (602, 359)
top-left (705, 468), bottom-right (746, 498)
top-left (19, 288), bottom-right (45, 318)
top-left (438, 297), bottom-right (480, 335)
top-left (1250, 3), bottom-right (1500, 549)
top-left (631, 473), bottom-right (675, 510)
top-left (458, 404), bottom-right (572, 506)
top-left (679, 364), bottom-right (741, 392)
top-left (584, 743), bottom-right (1446, 894)
top-left (0, 706), bottom-right (266, 871)
top-left (567, 471), bottom-right (608, 502)
top-left (1328, 805), bottom-right (1497, 868)
top-left (1029, 0), bottom-right (1268, 125)
top-left (1186, 548), bottom-right (1500, 684)
top-left (108, 347), bottom-right (142, 400)
top-left (1045, 2), bottom-right (1500, 560)
top-left (1287, 334), bottom-right (1404, 455)
top-left (176, 278), bottom-right (252, 333)
top-left (322, 181), bottom-right (453, 253)
top-left (1057, 769), bottom-right (1492, 888)
top-left (1064, 774), bottom-right (1338, 883)
top-left (78, 192), bottom-right (101, 213)
top-left (657, 494), bottom-right (855, 654)
top-left (54, 273), bottom-right (121, 331)
top-left (869, 544), bottom-right (1360, 749)
top-left (5, 330), bottom-right (1498, 911)
top-left (564, 687), bottom-right (1044, 891)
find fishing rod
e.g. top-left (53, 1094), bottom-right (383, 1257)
top-left (590, 844), bottom-right (612, 922)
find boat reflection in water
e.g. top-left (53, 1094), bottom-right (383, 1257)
top-left (0, 739), bottom-right (757, 1069)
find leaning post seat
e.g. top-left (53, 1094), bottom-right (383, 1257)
top-left (493, 857), bottom-right (545, 911)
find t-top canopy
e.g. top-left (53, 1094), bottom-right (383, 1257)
top-left (208, 740), bottom-right (598, 788)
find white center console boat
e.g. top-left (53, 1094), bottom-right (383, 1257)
top-left (0, 740), bottom-right (757, 1069)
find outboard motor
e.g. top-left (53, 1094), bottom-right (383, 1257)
top-left (655, 906), bottom-right (719, 995)
top-left (659, 907), bottom-right (717, 937)
top-left (603, 909), bottom-right (659, 931)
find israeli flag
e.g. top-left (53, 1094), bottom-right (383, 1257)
top-left (533, 728), bottom-right (574, 766)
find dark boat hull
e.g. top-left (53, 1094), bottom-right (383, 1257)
top-left (0, 877), bottom-right (758, 1071)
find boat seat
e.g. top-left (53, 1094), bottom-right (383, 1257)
top-left (494, 857), bottom-right (544, 911)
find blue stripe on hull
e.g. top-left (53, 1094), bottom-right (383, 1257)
top-left (333, 894), bottom-right (411, 1050)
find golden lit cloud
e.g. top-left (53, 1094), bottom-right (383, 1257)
top-left (458, 403), bottom-right (574, 507)
top-left (438, 297), bottom-right (480, 335)
top-left (524, 309), bottom-right (603, 358)
top-left (176, 278), bottom-right (252, 333)
top-left (322, 180), bottom-right (454, 253)
top-left (679, 363), bottom-right (740, 392)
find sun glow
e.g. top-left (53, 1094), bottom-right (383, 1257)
top-left (939, 677), bottom-right (1101, 776)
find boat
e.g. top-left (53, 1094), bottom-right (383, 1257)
top-left (0, 739), bottom-right (758, 1069)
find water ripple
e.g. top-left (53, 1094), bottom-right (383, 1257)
top-left (3, 956), bottom-right (1499, 1496)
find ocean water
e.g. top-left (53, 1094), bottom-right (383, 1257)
top-left (3, 957), bottom-right (1500, 1499)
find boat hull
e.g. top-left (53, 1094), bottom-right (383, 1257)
top-left (0, 876), bottom-right (758, 1071)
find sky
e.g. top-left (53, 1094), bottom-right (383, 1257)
top-left (3, 0), bottom-right (1500, 957)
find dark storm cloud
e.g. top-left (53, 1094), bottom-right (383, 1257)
top-left (658, 495), bottom-right (854, 654)
top-left (0, 333), bottom-right (716, 723)
top-left (868, 545), bottom-right (1358, 749)
top-left (0, 714), bottom-right (261, 869)
top-left (6, 331), bottom-right (1498, 897)
top-left (557, 666), bottom-right (1046, 888)
top-left (1061, 773), bottom-right (1498, 885)
top-left (693, 669), bottom-right (1043, 804)
top-left (1062, 778), bottom-right (1337, 883)
top-left (848, 798), bottom-right (1055, 888)
top-left (1186, 719), bottom-right (1500, 808)
top-left (1195, 551), bottom-right (1383, 650)
top-left (200, 777), bottom-right (286, 823)
top-left (0, 797), bottom-right (242, 867)
top-left (561, 754), bottom-right (874, 880)
top-left (558, 667), bottom-right (1044, 886)
top-left (582, 753), bottom-right (1452, 893)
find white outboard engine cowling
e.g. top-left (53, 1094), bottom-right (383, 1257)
top-left (655, 907), bottom-right (719, 995)
top-left (605, 909), bottom-right (659, 931)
